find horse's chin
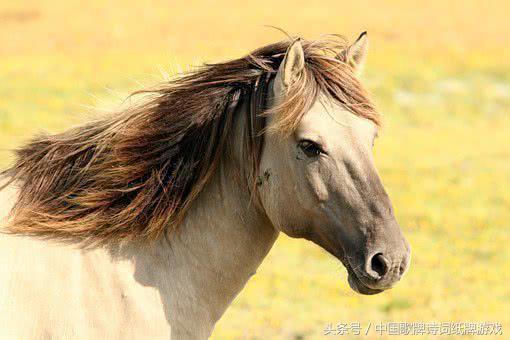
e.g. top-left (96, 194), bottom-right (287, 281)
top-left (347, 272), bottom-right (384, 295)
top-left (341, 260), bottom-right (386, 295)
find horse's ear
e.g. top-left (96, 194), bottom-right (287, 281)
top-left (274, 39), bottom-right (305, 93)
top-left (338, 32), bottom-right (369, 74)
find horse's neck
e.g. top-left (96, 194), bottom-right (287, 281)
top-left (1, 166), bottom-right (277, 338)
top-left (120, 148), bottom-right (278, 336)
top-left (0, 101), bottom-right (279, 337)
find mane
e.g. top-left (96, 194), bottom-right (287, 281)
top-left (0, 35), bottom-right (379, 246)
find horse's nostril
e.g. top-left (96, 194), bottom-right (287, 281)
top-left (399, 263), bottom-right (406, 276)
top-left (370, 253), bottom-right (389, 278)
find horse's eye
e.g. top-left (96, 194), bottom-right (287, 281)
top-left (298, 140), bottom-right (323, 158)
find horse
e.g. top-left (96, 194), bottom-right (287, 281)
top-left (0, 32), bottom-right (411, 339)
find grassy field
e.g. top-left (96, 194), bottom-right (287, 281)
top-left (1, 1), bottom-right (509, 339)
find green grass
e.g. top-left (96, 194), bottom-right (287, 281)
top-left (1, 1), bottom-right (509, 339)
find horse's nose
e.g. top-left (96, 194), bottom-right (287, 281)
top-left (365, 252), bottom-right (408, 282)
top-left (366, 253), bottom-right (389, 279)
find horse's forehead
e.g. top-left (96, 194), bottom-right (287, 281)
top-left (297, 98), bottom-right (377, 141)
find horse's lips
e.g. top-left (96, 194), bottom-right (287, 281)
top-left (347, 272), bottom-right (384, 295)
top-left (344, 263), bottom-right (385, 295)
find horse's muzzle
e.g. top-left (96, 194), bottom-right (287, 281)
top-left (346, 238), bottom-right (411, 294)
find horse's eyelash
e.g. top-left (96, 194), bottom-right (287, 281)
top-left (299, 139), bottom-right (327, 155)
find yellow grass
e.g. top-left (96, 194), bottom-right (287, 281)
top-left (1, 1), bottom-right (509, 339)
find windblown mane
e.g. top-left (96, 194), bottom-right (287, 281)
top-left (0, 36), bottom-right (379, 245)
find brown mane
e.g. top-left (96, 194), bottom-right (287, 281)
top-left (0, 36), bottom-right (379, 246)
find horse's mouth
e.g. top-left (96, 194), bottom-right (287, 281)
top-left (347, 271), bottom-right (384, 295)
top-left (315, 237), bottom-right (389, 295)
top-left (344, 262), bottom-right (385, 295)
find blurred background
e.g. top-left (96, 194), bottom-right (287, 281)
top-left (1, 0), bottom-right (509, 338)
